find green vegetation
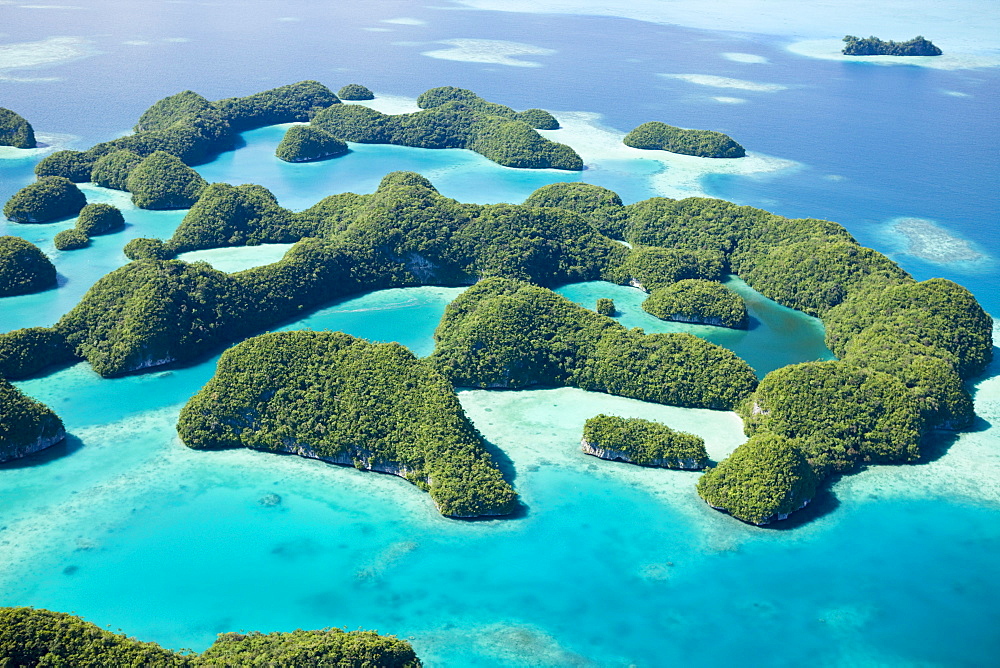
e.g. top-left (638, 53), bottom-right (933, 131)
top-left (169, 183), bottom-right (298, 252)
top-left (740, 361), bottom-right (923, 476)
top-left (431, 278), bottom-right (757, 409)
top-left (0, 107), bottom-right (35, 148)
top-left (610, 246), bottom-right (725, 292)
top-left (642, 279), bottom-right (748, 329)
top-left (275, 124), bottom-right (349, 162)
top-left (0, 379), bottom-right (65, 463)
top-left (178, 330), bottom-right (517, 517)
top-left (582, 414), bottom-right (708, 468)
top-left (77, 202), bottom-right (125, 236)
top-left (214, 80), bottom-right (340, 132)
top-left (596, 298), bottom-right (615, 316)
top-left (337, 83), bottom-right (375, 100)
top-left (126, 151), bottom-right (208, 209)
top-left (0, 607), bottom-right (422, 667)
top-left (843, 35), bottom-right (942, 56)
top-left (90, 149), bottom-right (143, 190)
top-left (696, 433), bottom-right (818, 525)
top-left (0, 236), bottom-right (56, 296)
top-left (514, 108), bottom-right (560, 130)
top-left (4, 176), bottom-right (87, 223)
top-left (0, 327), bottom-right (75, 380)
top-left (624, 121), bottom-right (745, 158)
top-left (523, 182), bottom-right (626, 238)
top-left (313, 87), bottom-right (581, 170)
top-left (123, 237), bottom-right (173, 261)
top-left (54, 228), bottom-right (89, 250)
top-left (34, 150), bottom-right (94, 182)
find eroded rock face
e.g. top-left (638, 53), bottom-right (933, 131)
top-left (580, 439), bottom-right (703, 470)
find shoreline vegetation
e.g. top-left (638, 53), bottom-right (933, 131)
top-left (842, 35), bottom-right (942, 56)
top-left (0, 80), bottom-right (993, 527)
top-left (0, 607), bottom-right (422, 666)
top-left (623, 121), bottom-right (745, 159)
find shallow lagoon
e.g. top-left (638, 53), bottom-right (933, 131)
top-left (1, 1), bottom-right (999, 665)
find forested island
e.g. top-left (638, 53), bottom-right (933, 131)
top-left (641, 279), bottom-right (748, 328)
top-left (0, 79), bottom-right (993, 526)
top-left (581, 415), bottom-right (708, 469)
top-left (0, 237), bottom-right (56, 296)
top-left (623, 121), bottom-right (745, 158)
top-left (178, 331), bottom-right (517, 518)
top-left (0, 108), bottom-right (36, 149)
top-left (0, 607), bottom-right (421, 666)
top-left (842, 35), bottom-right (942, 56)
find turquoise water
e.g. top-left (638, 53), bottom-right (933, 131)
top-left (1, 2), bottom-right (999, 665)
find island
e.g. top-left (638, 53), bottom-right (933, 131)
top-left (0, 607), bottom-right (422, 667)
top-left (0, 378), bottom-right (65, 463)
top-left (581, 414), bottom-right (708, 469)
top-left (77, 202), bottom-right (126, 236)
top-left (53, 228), bottom-right (89, 250)
top-left (842, 35), bottom-right (942, 56)
top-left (0, 236), bottom-right (57, 296)
top-left (3, 176), bottom-right (87, 223)
top-left (337, 83), bottom-right (375, 100)
top-left (596, 297), bottom-right (615, 316)
top-left (178, 330), bottom-right (517, 518)
top-left (275, 124), bottom-right (348, 162)
top-left (0, 107), bottom-right (36, 148)
top-left (623, 121), bottom-right (745, 158)
top-left (126, 151), bottom-right (207, 209)
top-left (0, 82), bottom-right (992, 526)
top-left (641, 279), bottom-right (748, 329)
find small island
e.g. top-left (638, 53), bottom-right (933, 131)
top-left (842, 35), bottom-right (942, 56)
top-left (337, 83), bottom-right (375, 100)
top-left (582, 414), bottom-right (708, 469)
top-left (0, 378), bottom-right (65, 463)
top-left (0, 607), bottom-right (422, 667)
top-left (0, 236), bottom-right (57, 296)
top-left (275, 124), bottom-right (348, 162)
top-left (623, 121), bottom-right (745, 158)
top-left (178, 330), bottom-right (517, 518)
top-left (0, 107), bottom-right (36, 148)
top-left (3, 176), bottom-right (87, 224)
top-left (641, 279), bottom-right (748, 329)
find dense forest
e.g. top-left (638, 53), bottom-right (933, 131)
top-left (54, 203), bottom-right (126, 252)
top-left (0, 607), bottom-right (421, 667)
top-left (0, 107), bottom-right (35, 149)
top-left (276, 124), bottom-right (349, 162)
top-left (623, 121), bottom-right (745, 158)
top-left (842, 35), bottom-right (942, 56)
top-left (0, 236), bottom-right (56, 296)
top-left (0, 379), bottom-right (65, 463)
top-left (3, 176), bottom-right (86, 223)
top-left (581, 414), bottom-right (708, 469)
top-left (641, 279), bottom-right (748, 328)
top-left (178, 331), bottom-right (517, 518)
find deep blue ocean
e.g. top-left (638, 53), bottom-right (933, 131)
top-left (1, 2), bottom-right (998, 665)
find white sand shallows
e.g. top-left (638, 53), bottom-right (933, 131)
top-left (787, 39), bottom-right (1000, 70)
top-left (0, 36), bottom-right (98, 81)
top-left (381, 17), bottom-right (427, 26)
top-left (880, 216), bottom-right (994, 272)
top-left (177, 244), bottom-right (296, 273)
top-left (537, 110), bottom-right (798, 199)
top-left (421, 39), bottom-right (556, 67)
top-left (722, 52), bottom-right (769, 64)
top-left (660, 73), bottom-right (788, 92)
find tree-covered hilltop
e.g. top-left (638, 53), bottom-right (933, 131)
top-left (178, 331), bottom-right (517, 518)
top-left (842, 35), bottom-right (942, 56)
top-left (624, 121), bottom-right (745, 158)
top-left (127, 151), bottom-right (208, 209)
top-left (0, 107), bottom-right (36, 148)
top-left (77, 202), bottom-right (126, 236)
top-left (642, 279), bottom-right (748, 329)
top-left (275, 124), bottom-right (349, 162)
top-left (596, 298), bottom-right (615, 316)
top-left (54, 228), bottom-right (89, 250)
top-left (415, 86), bottom-right (560, 130)
top-left (523, 182), bottom-right (626, 238)
top-left (4, 176), bottom-right (87, 223)
top-left (696, 433), bottom-right (818, 525)
top-left (337, 83), bottom-right (375, 100)
top-left (0, 327), bottom-right (74, 380)
top-left (312, 87), bottom-right (580, 170)
top-left (610, 246), bottom-right (725, 292)
top-left (214, 80), bottom-right (341, 132)
top-left (581, 414), bottom-right (708, 469)
top-left (431, 278), bottom-right (757, 410)
top-left (0, 379), bottom-right (65, 463)
top-left (0, 607), bottom-right (423, 667)
top-left (0, 236), bottom-right (57, 297)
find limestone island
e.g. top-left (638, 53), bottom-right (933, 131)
top-left (178, 330), bottom-right (517, 518)
top-left (0, 107), bottom-right (36, 148)
top-left (624, 121), bottom-right (745, 158)
top-left (641, 279), bottom-right (748, 329)
top-left (0, 378), bottom-right (65, 464)
top-left (581, 414), bottom-right (708, 469)
top-left (842, 35), bottom-right (942, 56)
top-left (0, 236), bottom-right (57, 296)
top-left (337, 83), bottom-right (375, 100)
top-left (3, 176), bottom-right (86, 223)
top-left (275, 124), bottom-right (348, 162)
top-left (0, 606), bottom-right (422, 667)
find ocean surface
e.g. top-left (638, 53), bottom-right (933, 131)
top-left (1, 1), bottom-right (998, 665)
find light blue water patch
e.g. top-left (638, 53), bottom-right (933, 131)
top-left (177, 243), bottom-right (296, 273)
top-left (556, 277), bottom-right (833, 377)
